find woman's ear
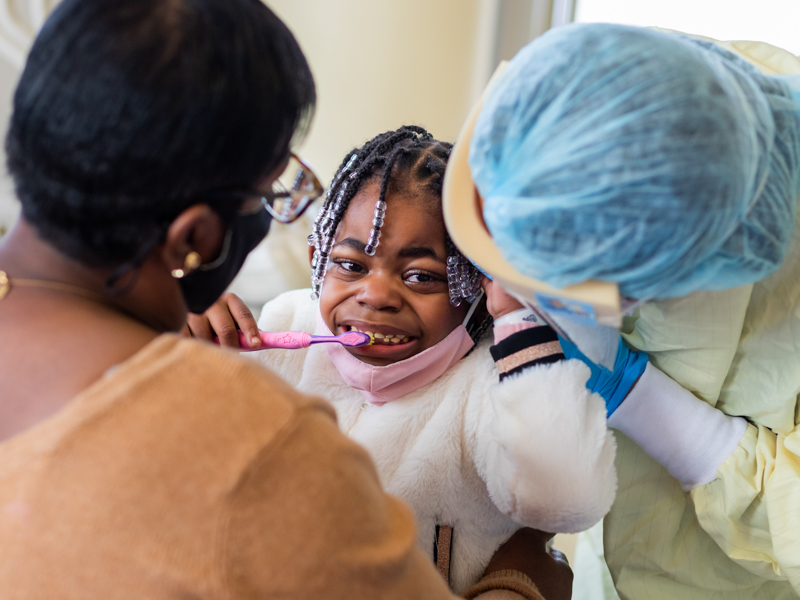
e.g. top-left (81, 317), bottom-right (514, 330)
top-left (308, 245), bottom-right (316, 267)
top-left (162, 204), bottom-right (226, 272)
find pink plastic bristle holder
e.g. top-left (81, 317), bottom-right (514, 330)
top-left (311, 331), bottom-right (372, 348)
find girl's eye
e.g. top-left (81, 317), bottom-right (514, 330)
top-left (339, 261), bottom-right (363, 273)
top-left (332, 259), bottom-right (365, 275)
top-left (404, 270), bottom-right (445, 286)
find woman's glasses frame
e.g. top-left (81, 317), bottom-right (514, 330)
top-left (210, 153), bottom-right (325, 224)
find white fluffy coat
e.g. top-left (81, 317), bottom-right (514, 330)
top-left (254, 290), bottom-right (617, 593)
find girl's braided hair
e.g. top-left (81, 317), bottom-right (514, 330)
top-left (308, 125), bottom-right (492, 344)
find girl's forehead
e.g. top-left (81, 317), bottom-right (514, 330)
top-left (338, 184), bottom-right (448, 251)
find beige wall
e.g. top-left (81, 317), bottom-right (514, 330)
top-left (267, 0), bottom-right (490, 186)
top-left (230, 0), bottom-right (500, 306)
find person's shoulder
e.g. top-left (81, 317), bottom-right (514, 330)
top-left (454, 336), bottom-right (497, 387)
top-left (422, 337), bottom-right (496, 425)
top-left (121, 334), bottom-right (335, 439)
top-left (257, 288), bottom-right (318, 333)
top-left (167, 333), bottom-right (326, 401)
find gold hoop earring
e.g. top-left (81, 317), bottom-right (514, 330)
top-left (171, 251), bottom-right (202, 279)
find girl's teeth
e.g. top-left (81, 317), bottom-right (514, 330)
top-left (346, 327), bottom-right (410, 345)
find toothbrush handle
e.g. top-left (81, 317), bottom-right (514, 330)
top-left (256, 331), bottom-right (312, 350)
top-left (219, 330), bottom-right (312, 351)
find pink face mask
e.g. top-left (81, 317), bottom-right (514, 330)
top-left (316, 311), bottom-right (474, 405)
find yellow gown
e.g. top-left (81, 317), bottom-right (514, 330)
top-left (579, 30), bottom-right (800, 600)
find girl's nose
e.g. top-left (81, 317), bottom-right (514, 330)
top-left (355, 271), bottom-right (403, 312)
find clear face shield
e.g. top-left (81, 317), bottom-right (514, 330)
top-left (487, 260), bottom-right (652, 370)
top-left (463, 188), bottom-right (632, 371)
top-left (442, 64), bottom-right (646, 369)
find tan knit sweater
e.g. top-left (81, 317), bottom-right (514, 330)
top-left (0, 335), bottom-right (543, 600)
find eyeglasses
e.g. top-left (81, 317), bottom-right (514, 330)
top-left (234, 153), bottom-right (325, 223)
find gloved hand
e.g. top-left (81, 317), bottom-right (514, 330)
top-left (558, 334), bottom-right (649, 416)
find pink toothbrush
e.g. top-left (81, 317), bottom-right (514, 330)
top-left (215, 330), bottom-right (373, 351)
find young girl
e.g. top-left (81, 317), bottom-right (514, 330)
top-left (197, 126), bottom-right (616, 594)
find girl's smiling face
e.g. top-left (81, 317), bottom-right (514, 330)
top-left (319, 181), bottom-right (469, 366)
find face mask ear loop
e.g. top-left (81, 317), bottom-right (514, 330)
top-left (104, 227), bottom-right (165, 296)
top-left (198, 229), bottom-right (233, 272)
top-left (462, 288), bottom-right (485, 327)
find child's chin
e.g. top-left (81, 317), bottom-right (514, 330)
top-left (347, 338), bottom-right (420, 365)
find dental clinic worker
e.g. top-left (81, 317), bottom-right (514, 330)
top-left (443, 23), bottom-right (800, 600)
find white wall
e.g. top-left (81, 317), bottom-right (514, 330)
top-left (576, 0), bottom-right (800, 55)
top-left (0, 55), bottom-right (18, 239)
top-left (0, 0), bottom-right (63, 236)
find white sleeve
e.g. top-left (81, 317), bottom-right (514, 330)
top-left (608, 362), bottom-right (748, 491)
top-left (479, 359), bottom-right (618, 533)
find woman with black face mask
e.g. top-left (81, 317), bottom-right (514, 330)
top-left (0, 1), bottom-right (570, 599)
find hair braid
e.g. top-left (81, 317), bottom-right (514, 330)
top-left (309, 125), bottom-right (490, 344)
top-left (366, 145), bottom-right (411, 254)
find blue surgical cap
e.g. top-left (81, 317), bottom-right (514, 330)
top-left (469, 23), bottom-right (800, 299)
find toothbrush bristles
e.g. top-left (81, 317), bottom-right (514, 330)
top-left (333, 331), bottom-right (373, 348)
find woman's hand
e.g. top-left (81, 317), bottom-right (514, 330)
top-left (485, 528), bottom-right (573, 600)
top-left (482, 277), bottom-right (525, 319)
top-left (183, 292), bottom-right (262, 349)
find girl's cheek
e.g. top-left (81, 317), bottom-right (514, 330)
top-left (318, 280), bottom-right (349, 331)
top-left (421, 297), bottom-right (466, 345)
top-left (317, 287), bottom-right (336, 330)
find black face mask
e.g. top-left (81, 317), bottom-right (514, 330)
top-left (180, 209), bottom-right (272, 314)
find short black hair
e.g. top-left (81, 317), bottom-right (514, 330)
top-left (6, 0), bottom-right (315, 266)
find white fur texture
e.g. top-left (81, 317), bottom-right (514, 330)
top-left (481, 362), bottom-right (617, 533)
top-left (255, 289), bottom-right (617, 593)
